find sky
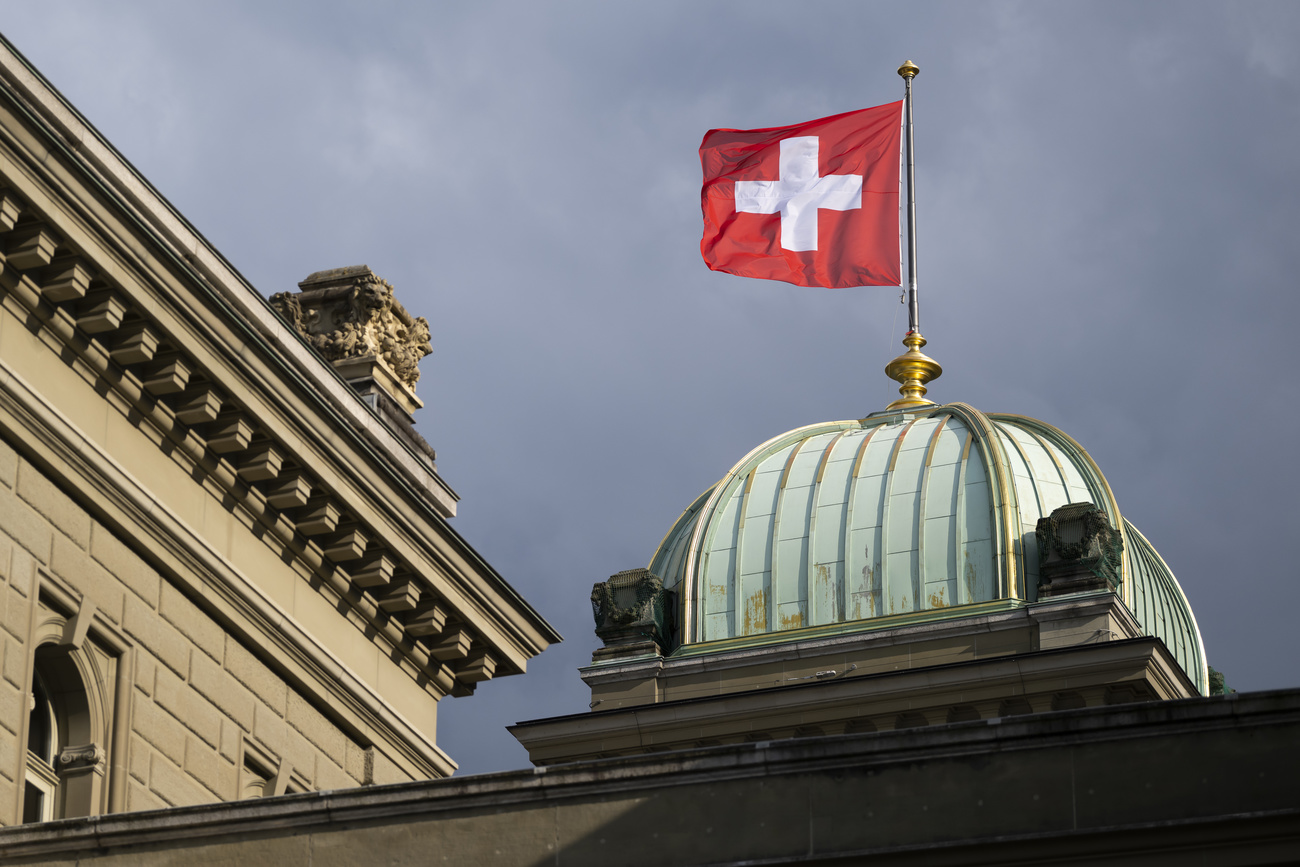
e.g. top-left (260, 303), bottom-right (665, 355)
top-left (3, 1), bottom-right (1298, 775)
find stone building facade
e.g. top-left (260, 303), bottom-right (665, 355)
top-left (0, 438), bottom-right (415, 820)
top-left (0, 32), bottom-right (557, 826)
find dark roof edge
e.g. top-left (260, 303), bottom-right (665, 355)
top-left (0, 687), bottom-right (1294, 859)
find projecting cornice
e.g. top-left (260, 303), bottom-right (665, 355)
top-left (0, 33), bottom-right (558, 720)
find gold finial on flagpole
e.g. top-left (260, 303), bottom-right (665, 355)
top-left (885, 331), bottom-right (942, 410)
top-left (883, 58), bottom-right (941, 411)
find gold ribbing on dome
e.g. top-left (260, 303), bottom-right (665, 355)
top-left (884, 331), bottom-right (942, 410)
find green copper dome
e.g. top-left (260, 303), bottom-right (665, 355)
top-left (649, 403), bottom-right (1208, 695)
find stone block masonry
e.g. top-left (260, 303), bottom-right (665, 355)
top-left (0, 435), bottom-right (389, 825)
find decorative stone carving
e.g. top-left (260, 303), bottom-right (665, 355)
top-left (590, 568), bottom-right (672, 660)
top-left (57, 743), bottom-right (106, 772)
top-left (1035, 502), bottom-right (1124, 597)
top-left (270, 265), bottom-right (432, 415)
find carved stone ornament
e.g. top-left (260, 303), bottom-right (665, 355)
top-left (269, 265), bottom-right (432, 392)
top-left (590, 568), bottom-right (671, 658)
top-left (58, 742), bottom-right (106, 772)
top-left (1035, 502), bottom-right (1124, 597)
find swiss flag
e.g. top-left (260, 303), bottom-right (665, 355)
top-left (700, 102), bottom-right (903, 288)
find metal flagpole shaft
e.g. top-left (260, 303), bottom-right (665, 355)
top-left (898, 60), bottom-right (919, 334)
top-left (883, 60), bottom-right (940, 412)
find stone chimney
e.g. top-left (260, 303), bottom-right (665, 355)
top-left (270, 265), bottom-right (436, 464)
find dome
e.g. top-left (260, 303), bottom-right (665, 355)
top-left (649, 402), bottom-right (1208, 695)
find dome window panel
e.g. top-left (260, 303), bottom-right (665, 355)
top-left (929, 424), bottom-right (965, 467)
top-left (702, 547), bottom-right (736, 623)
top-left (818, 452), bottom-right (854, 507)
top-left (924, 461), bottom-right (961, 519)
top-left (737, 527), bottom-right (773, 585)
top-left (1009, 427), bottom-right (1064, 491)
top-left (858, 434), bottom-right (893, 478)
top-left (848, 471), bottom-right (888, 532)
top-left (775, 600), bottom-right (806, 632)
top-left (707, 492), bottom-right (743, 551)
top-left (703, 610), bottom-right (732, 643)
top-left (809, 559), bottom-right (844, 626)
top-left (745, 467), bottom-right (782, 523)
top-left (849, 588), bottom-right (879, 620)
top-left (737, 569), bottom-right (770, 636)
top-left (885, 550), bottom-right (918, 615)
top-left (773, 535), bottom-right (809, 628)
top-left (783, 440), bottom-right (824, 489)
top-left (776, 483), bottom-right (815, 542)
top-left (1030, 477), bottom-right (1071, 523)
top-left (964, 444), bottom-right (988, 485)
top-left (885, 491), bottom-right (920, 556)
top-left (846, 527), bottom-right (883, 619)
top-left (963, 487), bottom-right (993, 543)
top-left (922, 515), bottom-right (958, 608)
top-left (1060, 460), bottom-right (1093, 502)
top-left (900, 417), bottom-right (941, 451)
top-left (960, 539), bottom-right (996, 605)
top-left (811, 504), bottom-right (848, 568)
top-left (891, 443), bottom-right (927, 495)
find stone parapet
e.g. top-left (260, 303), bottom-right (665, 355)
top-left (2, 689), bottom-right (1297, 865)
top-left (528, 636), bottom-right (1196, 764)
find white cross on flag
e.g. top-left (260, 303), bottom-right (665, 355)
top-left (700, 102), bottom-right (903, 288)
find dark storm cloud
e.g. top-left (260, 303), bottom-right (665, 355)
top-left (5, 0), bottom-right (1297, 773)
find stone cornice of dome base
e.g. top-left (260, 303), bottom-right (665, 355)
top-left (528, 635), bottom-right (1198, 766)
top-left (580, 592), bottom-right (1164, 710)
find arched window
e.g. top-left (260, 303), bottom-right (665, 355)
top-left (23, 667), bottom-right (58, 823)
top-left (22, 645), bottom-right (103, 823)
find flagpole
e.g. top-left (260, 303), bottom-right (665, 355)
top-left (883, 60), bottom-right (942, 411)
top-left (899, 60), bottom-right (920, 334)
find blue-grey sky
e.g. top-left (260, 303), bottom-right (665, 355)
top-left (4, 1), bottom-right (1299, 774)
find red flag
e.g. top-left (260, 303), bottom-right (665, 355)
top-left (700, 102), bottom-right (903, 289)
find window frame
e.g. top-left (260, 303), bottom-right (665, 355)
top-left (18, 571), bottom-right (133, 824)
